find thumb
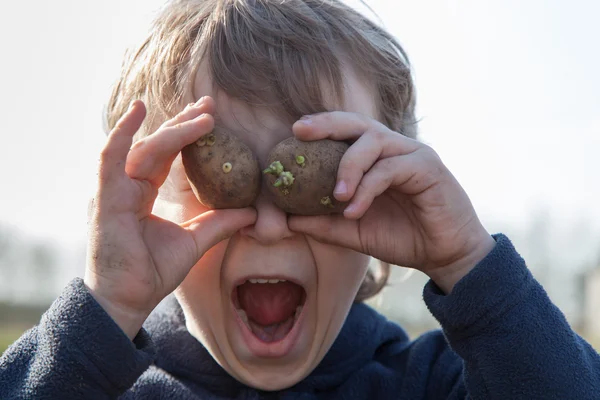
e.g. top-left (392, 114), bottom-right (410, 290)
top-left (184, 208), bottom-right (257, 255)
top-left (288, 214), bottom-right (363, 252)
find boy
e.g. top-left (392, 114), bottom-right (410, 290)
top-left (1, 0), bottom-right (599, 398)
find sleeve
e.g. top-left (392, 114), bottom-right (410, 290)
top-left (423, 234), bottom-right (600, 400)
top-left (0, 278), bottom-right (155, 400)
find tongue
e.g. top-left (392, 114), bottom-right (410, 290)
top-left (237, 281), bottom-right (303, 326)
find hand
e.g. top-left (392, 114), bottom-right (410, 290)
top-left (288, 112), bottom-right (495, 293)
top-left (84, 98), bottom-right (256, 338)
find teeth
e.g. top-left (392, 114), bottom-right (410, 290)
top-left (236, 308), bottom-right (249, 325)
top-left (246, 278), bottom-right (288, 284)
top-left (294, 305), bottom-right (303, 319)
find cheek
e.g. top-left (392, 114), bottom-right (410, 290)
top-left (309, 240), bottom-right (369, 364)
top-left (179, 243), bottom-right (226, 297)
top-left (176, 241), bottom-right (229, 343)
top-left (310, 240), bottom-right (370, 303)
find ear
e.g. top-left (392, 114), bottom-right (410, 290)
top-left (355, 258), bottom-right (392, 303)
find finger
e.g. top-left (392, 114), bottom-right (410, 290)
top-left (134, 180), bottom-right (159, 220)
top-left (345, 148), bottom-right (441, 219)
top-left (161, 96), bottom-right (216, 128)
top-left (126, 112), bottom-right (215, 185)
top-left (93, 173), bottom-right (158, 218)
top-left (288, 214), bottom-right (363, 253)
top-left (99, 101), bottom-right (146, 182)
top-left (333, 129), bottom-right (420, 202)
top-left (184, 208), bottom-right (257, 257)
top-left (292, 111), bottom-right (370, 141)
top-left (292, 111), bottom-right (419, 150)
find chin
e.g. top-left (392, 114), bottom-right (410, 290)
top-left (219, 277), bottom-right (324, 387)
top-left (235, 367), bottom-right (311, 391)
top-left (176, 237), bottom-right (369, 392)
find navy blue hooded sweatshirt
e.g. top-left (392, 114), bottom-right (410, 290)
top-left (1, 234), bottom-right (599, 399)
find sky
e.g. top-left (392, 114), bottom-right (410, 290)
top-left (0, 0), bottom-right (599, 275)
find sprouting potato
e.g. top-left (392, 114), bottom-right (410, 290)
top-left (181, 129), bottom-right (260, 209)
top-left (263, 137), bottom-right (349, 215)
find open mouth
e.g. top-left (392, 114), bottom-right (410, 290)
top-left (232, 278), bottom-right (307, 344)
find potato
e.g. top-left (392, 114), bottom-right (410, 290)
top-left (181, 129), bottom-right (260, 209)
top-left (264, 137), bottom-right (349, 215)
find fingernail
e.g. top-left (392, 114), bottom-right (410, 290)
top-left (195, 96), bottom-right (207, 106)
top-left (344, 203), bottom-right (357, 215)
top-left (298, 116), bottom-right (312, 124)
top-left (334, 180), bottom-right (347, 195)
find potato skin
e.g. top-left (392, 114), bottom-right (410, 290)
top-left (181, 130), bottom-right (260, 209)
top-left (265, 137), bottom-right (349, 215)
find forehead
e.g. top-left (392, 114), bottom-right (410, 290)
top-left (192, 64), bottom-right (378, 163)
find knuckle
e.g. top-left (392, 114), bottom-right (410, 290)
top-left (378, 158), bottom-right (397, 178)
top-left (355, 180), bottom-right (376, 204)
top-left (356, 179), bottom-right (370, 193)
top-left (161, 111), bottom-right (188, 129)
top-left (99, 146), bottom-right (114, 162)
top-left (366, 159), bottom-right (395, 189)
top-left (130, 139), bottom-right (146, 150)
top-left (420, 143), bottom-right (439, 159)
top-left (380, 156), bottom-right (395, 170)
top-left (317, 112), bottom-right (333, 125)
top-left (418, 147), bottom-right (446, 179)
top-left (172, 122), bottom-right (185, 131)
top-left (369, 128), bottom-right (387, 144)
top-left (176, 106), bottom-right (192, 118)
top-left (158, 120), bottom-right (171, 130)
top-left (339, 155), bottom-right (359, 174)
top-left (416, 144), bottom-right (440, 163)
top-left (97, 172), bottom-right (110, 187)
top-left (427, 149), bottom-right (444, 169)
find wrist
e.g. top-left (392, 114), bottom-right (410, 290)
top-left (428, 233), bottom-right (496, 294)
top-left (84, 280), bottom-right (149, 340)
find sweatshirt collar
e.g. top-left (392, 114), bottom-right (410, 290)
top-left (144, 296), bottom-right (406, 396)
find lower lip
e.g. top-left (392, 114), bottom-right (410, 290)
top-left (231, 299), bottom-right (307, 358)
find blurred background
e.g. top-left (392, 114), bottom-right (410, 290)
top-left (1, 0), bottom-right (599, 353)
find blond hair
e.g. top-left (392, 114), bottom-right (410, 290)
top-left (106, 0), bottom-right (417, 301)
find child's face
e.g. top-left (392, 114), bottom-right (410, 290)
top-left (152, 66), bottom-right (376, 390)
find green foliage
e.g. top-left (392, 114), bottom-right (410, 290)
top-left (0, 327), bottom-right (26, 355)
top-left (0, 302), bottom-right (47, 355)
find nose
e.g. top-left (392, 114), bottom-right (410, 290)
top-left (241, 193), bottom-right (294, 244)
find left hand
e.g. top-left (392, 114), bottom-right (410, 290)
top-left (288, 112), bottom-right (496, 293)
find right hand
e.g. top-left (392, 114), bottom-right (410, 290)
top-left (84, 97), bottom-right (257, 339)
